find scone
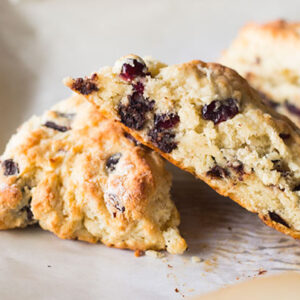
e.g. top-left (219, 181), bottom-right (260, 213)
top-left (0, 94), bottom-right (187, 254)
top-left (220, 20), bottom-right (300, 127)
top-left (66, 54), bottom-right (300, 239)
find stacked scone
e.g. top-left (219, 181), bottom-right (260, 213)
top-left (2, 20), bottom-right (300, 254)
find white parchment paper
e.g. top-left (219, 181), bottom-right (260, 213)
top-left (1, 0), bottom-right (300, 299)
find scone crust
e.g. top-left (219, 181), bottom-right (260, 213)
top-left (0, 95), bottom-right (186, 253)
top-left (65, 55), bottom-right (300, 240)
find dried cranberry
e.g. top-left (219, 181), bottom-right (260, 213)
top-left (44, 121), bottom-right (70, 132)
top-left (124, 132), bottom-right (141, 146)
top-left (106, 193), bottom-right (125, 215)
top-left (120, 59), bottom-right (148, 82)
top-left (268, 211), bottom-right (290, 228)
top-left (106, 153), bottom-right (122, 172)
top-left (202, 98), bottom-right (239, 125)
top-left (2, 159), bottom-right (19, 176)
top-left (132, 82), bottom-right (145, 94)
top-left (279, 133), bottom-right (291, 140)
top-left (71, 77), bottom-right (99, 95)
top-left (284, 100), bottom-right (300, 117)
top-left (148, 129), bottom-right (177, 153)
top-left (206, 165), bottom-right (229, 179)
top-left (154, 113), bottom-right (180, 131)
top-left (118, 92), bottom-right (155, 130)
top-left (257, 91), bottom-right (280, 109)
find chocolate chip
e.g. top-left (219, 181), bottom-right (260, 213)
top-left (2, 159), bottom-right (19, 176)
top-left (279, 133), bottom-right (291, 140)
top-left (284, 100), bottom-right (300, 117)
top-left (202, 98), bottom-right (239, 125)
top-left (106, 153), bottom-right (122, 172)
top-left (206, 165), bottom-right (229, 179)
top-left (268, 211), bottom-right (290, 228)
top-left (44, 121), bottom-right (70, 132)
top-left (148, 129), bottom-right (177, 153)
top-left (71, 77), bottom-right (99, 95)
top-left (118, 92), bottom-right (155, 130)
top-left (21, 205), bottom-right (33, 222)
top-left (120, 59), bottom-right (148, 82)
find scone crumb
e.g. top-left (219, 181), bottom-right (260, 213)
top-left (145, 250), bottom-right (165, 258)
top-left (191, 256), bottom-right (203, 263)
top-left (134, 250), bottom-right (145, 257)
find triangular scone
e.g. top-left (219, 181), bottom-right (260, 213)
top-left (66, 55), bottom-right (300, 239)
top-left (0, 95), bottom-right (186, 254)
top-left (220, 20), bottom-right (300, 127)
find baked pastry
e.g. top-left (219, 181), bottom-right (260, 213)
top-left (66, 54), bottom-right (300, 239)
top-left (0, 94), bottom-right (186, 254)
top-left (220, 20), bottom-right (300, 127)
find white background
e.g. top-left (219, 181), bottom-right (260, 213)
top-left (1, 0), bottom-right (300, 299)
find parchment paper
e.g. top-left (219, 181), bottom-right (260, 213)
top-left (1, 0), bottom-right (300, 299)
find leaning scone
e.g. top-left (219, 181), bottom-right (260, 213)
top-left (0, 94), bottom-right (186, 254)
top-left (66, 54), bottom-right (300, 239)
top-left (220, 20), bottom-right (300, 127)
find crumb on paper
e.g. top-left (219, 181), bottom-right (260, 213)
top-left (134, 250), bottom-right (145, 257)
top-left (191, 256), bottom-right (203, 263)
top-left (47, 265), bottom-right (52, 268)
top-left (145, 250), bottom-right (165, 258)
top-left (168, 264), bottom-right (173, 269)
top-left (258, 269), bottom-right (267, 275)
top-left (174, 288), bottom-right (179, 293)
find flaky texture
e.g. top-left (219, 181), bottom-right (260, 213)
top-left (0, 95), bottom-right (186, 254)
top-left (220, 19), bottom-right (300, 127)
top-left (66, 54), bottom-right (300, 239)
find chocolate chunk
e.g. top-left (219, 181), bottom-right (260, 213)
top-left (44, 121), bottom-right (70, 132)
top-left (279, 133), bottom-right (291, 140)
top-left (2, 159), bottom-right (19, 176)
top-left (293, 184), bottom-right (300, 192)
top-left (284, 100), bottom-right (300, 117)
top-left (118, 92), bottom-right (155, 130)
top-left (71, 77), bottom-right (99, 95)
top-left (206, 165), bottom-right (229, 179)
top-left (202, 98), bottom-right (239, 125)
top-left (106, 153), bottom-right (122, 172)
top-left (148, 129), bottom-right (177, 153)
top-left (268, 211), bottom-right (290, 228)
top-left (120, 59), bottom-right (148, 81)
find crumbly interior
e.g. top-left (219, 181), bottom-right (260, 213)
top-left (220, 20), bottom-right (300, 127)
top-left (66, 55), bottom-right (300, 236)
top-left (0, 95), bottom-right (186, 254)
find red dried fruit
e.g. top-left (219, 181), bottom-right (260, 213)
top-left (44, 121), bottom-right (70, 132)
top-left (268, 211), bottom-right (290, 228)
top-left (118, 92), bottom-right (155, 130)
top-left (132, 82), bottom-right (145, 94)
top-left (148, 129), bottom-right (177, 153)
top-left (154, 113), bottom-right (180, 131)
top-left (106, 153), bottom-right (122, 172)
top-left (284, 100), bottom-right (300, 117)
top-left (2, 159), bottom-right (19, 176)
top-left (206, 165), bottom-right (229, 179)
top-left (202, 98), bottom-right (239, 124)
top-left (71, 77), bottom-right (99, 95)
top-left (120, 59), bottom-right (148, 82)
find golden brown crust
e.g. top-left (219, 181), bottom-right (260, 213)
top-left (0, 95), bottom-right (186, 254)
top-left (65, 54), bottom-right (300, 241)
